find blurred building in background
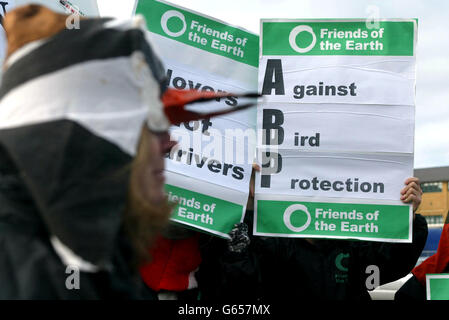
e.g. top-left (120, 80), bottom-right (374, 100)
top-left (414, 166), bottom-right (449, 225)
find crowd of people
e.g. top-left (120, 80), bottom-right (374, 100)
top-left (0, 4), bottom-right (443, 300)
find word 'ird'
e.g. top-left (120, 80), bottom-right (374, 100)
top-left (294, 132), bottom-right (320, 147)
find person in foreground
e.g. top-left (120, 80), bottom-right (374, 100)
top-left (0, 5), bottom-right (254, 299)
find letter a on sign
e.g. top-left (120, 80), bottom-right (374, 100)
top-left (262, 59), bottom-right (285, 95)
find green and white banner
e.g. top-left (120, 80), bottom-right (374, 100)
top-left (426, 274), bottom-right (449, 300)
top-left (255, 19), bottom-right (417, 242)
top-left (255, 195), bottom-right (411, 241)
top-left (136, 0), bottom-right (258, 238)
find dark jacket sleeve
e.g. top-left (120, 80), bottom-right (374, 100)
top-left (354, 213), bottom-right (428, 286)
top-left (394, 274), bottom-right (427, 300)
top-left (0, 150), bottom-right (147, 299)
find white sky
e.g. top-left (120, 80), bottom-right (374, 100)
top-left (97, 0), bottom-right (449, 169)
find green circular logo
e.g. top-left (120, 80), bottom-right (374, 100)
top-left (283, 204), bottom-right (311, 232)
top-left (161, 10), bottom-right (186, 37)
top-left (289, 25), bottom-right (316, 53)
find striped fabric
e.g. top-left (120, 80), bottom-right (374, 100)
top-left (0, 5), bottom-right (169, 271)
top-left (0, 5), bottom-right (168, 156)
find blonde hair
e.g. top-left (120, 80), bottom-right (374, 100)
top-left (123, 128), bottom-right (173, 269)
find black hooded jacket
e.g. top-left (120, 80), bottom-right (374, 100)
top-left (0, 13), bottom-right (167, 299)
top-left (197, 210), bottom-right (428, 301)
top-left (0, 121), bottom-right (157, 299)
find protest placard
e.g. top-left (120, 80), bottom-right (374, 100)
top-left (136, 0), bottom-right (258, 238)
top-left (255, 19), bottom-right (417, 242)
top-left (426, 274), bottom-right (449, 300)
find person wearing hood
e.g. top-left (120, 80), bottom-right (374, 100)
top-left (0, 4), bottom-right (255, 299)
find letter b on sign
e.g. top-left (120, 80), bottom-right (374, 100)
top-left (263, 109), bottom-right (284, 145)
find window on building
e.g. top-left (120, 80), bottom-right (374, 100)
top-left (425, 215), bottom-right (444, 225)
top-left (421, 182), bottom-right (443, 193)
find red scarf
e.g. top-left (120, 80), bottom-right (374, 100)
top-left (140, 234), bottom-right (202, 291)
top-left (412, 217), bottom-right (449, 285)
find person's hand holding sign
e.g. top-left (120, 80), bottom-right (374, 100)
top-left (400, 177), bottom-right (423, 218)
